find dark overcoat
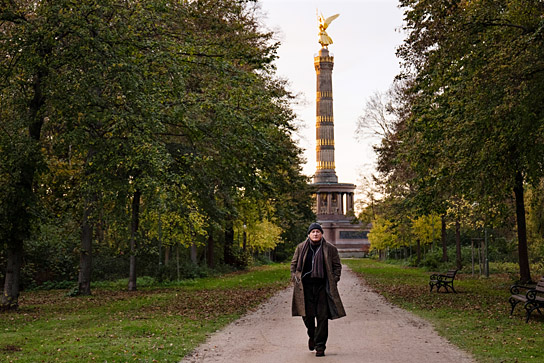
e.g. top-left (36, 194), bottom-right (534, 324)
top-left (290, 238), bottom-right (346, 319)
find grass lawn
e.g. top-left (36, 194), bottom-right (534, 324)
top-left (0, 263), bottom-right (291, 362)
top-left (344, 258), bottom-right (544, 363)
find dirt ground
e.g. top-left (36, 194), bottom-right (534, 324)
top-left (181, 265), bottom-right (474, 363)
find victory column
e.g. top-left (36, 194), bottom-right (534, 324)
top-left (312, 13), bottom-right (370, 256)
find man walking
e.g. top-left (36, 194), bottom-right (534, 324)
top-left (291, 223), bottom-right (346, 357)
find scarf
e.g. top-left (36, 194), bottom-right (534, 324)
top-left (296, 237), bottom-right (325, 279)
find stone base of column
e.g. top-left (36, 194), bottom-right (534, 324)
top-left (319, 219), bottom-right (370, 257)
top-left (314, 170), bottom-right (338, 184)
top-left (311, 182), bottom-right (370, 256)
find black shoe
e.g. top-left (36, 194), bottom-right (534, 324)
top-left (316, 349), bottom-right (325, 357)
top-left (308, 338), bottom-right (315, 351)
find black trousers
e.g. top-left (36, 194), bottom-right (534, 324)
top-left (302, 281), bottom-right (329, 351)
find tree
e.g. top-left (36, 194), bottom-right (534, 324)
top-left (1, 0), bottom-right (314, 306)
top-left (411, 214), bottom-right (440, 247)
top-left (411, 214), bottom-right (440, 264)
top-left (526, 180), bottom-right (544, 259)
top-left (396, 0), bottom-right (544, 282)
top-left (368, 216), bottom-right (397, 260)
top-left (1, 1), bottom-right (59, 308)
top-left (158, 0), bottom-right (313, 266)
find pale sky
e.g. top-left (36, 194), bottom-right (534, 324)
top-left (258, 0), bottom-right (405, 202)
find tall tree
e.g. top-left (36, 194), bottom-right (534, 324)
top-left (396, 0), bottom-right (544, 282)
top-left (1, 0), bottom-right (314, 306)
top-left (1, 1), bottom-right (58, 308)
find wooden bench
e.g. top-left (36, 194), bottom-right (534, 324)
top-left (429, 269), bottom-right (458, 293)
top-left (509, 277), bottom-right (544, 323)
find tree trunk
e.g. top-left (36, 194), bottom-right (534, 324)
top-left (97, 207), bottom-right (105, 244)
top-left (441, 214), bottom-right (448, 262)
top-left (78, 202), bottom-right (93, 295)
top-left (190, 243), bottom-right (197, 264)
top-left (224, 220), bottom-right (235, 265)
top-left (1, 244), bottom-right (23, 310)
top-left (176, 244), bottom-right (180, 281)
top-left (455, 219), bottom-right (462, 271)
top-left (128, 189), bottom-right (141, 291)
top-left (242, 229), bottom-right (247, 251)
top-left (165, 245), bottom-right (170, 266)
top-left (206, 233), bottom-right (214, 268)
top-left (1, 71), bottom-right (46, 310)
top-left (157, 208), bottom-right (163, 281)
top-left (2, 193), bottom-right (30, 309)
top-left (416, 239), bottom-right (421, 265)
top-left (514, 171), bottom-right (532, 283)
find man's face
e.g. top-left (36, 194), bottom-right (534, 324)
top-left (309, 229), bottom-right (323, 242)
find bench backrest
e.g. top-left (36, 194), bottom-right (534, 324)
top-left (445, 270), bottom-right (457, 278)
top-left (536, 277), bottom-right (544, 292)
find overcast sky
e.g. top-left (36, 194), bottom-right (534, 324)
top-left (257, 0), bottom-right (405, 200)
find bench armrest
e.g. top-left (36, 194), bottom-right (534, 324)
top-left (430, 273), bottom-right (454, 281)
top-left (526, 288), bottom-right (544, 301)
top-left (510, 284), bottom-right (534, 295)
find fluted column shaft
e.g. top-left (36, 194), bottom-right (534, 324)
top-left (314, 47), bottom-right (338, 184)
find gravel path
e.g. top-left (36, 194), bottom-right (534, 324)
top-left (181, 265), bottom-right (474, 363)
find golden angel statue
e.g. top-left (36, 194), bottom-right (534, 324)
top-left (318, 13), bottom-right (340, 48)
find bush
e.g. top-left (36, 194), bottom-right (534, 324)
top-left (29, 280), bottom-right (75, 291)
top-left (158, 260), bottom-right (210, 281)
top-left (21, 231), bottom-right (79, 290)
top-left (93, 276), bottom-right (158, 289)
top-left (419, 249), bottom-right (442, 270)
top-left (273, 240), bottom-right (297, 262)
top-left (253, 253), bottom-right (273, 266)
top-left (227, 246), bottom-right (253, 269)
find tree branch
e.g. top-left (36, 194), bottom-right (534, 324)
top-left (476, 21), bottom-right (529, 33)
top-left (0, 1), bottom-right (27, 24)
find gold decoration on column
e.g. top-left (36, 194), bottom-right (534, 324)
top-left (317, 13), bottom-right (340, 48)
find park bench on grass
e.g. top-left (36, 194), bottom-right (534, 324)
top-left (429, 269), bottom-right (458, 293)
top-left (509, 277), bottom-right (544, 323)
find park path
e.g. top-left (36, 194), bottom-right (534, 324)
top-left (181, 265), bottom-right (474, 363)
